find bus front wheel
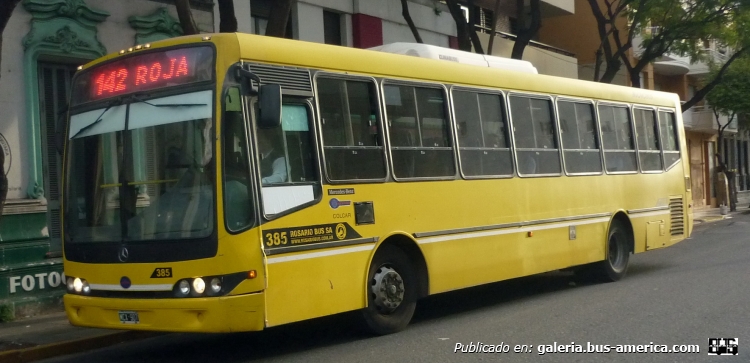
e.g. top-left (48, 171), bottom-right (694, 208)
top-left (362, 244), bottom-right (417, 335)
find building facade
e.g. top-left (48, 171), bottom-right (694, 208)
top-left (0, 0), bottom-right (578, 318)
top-left (0, 0), bottom-right (214, 319)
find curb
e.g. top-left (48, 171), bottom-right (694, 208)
top-left (694, 215), bottom-right (727, 224)
top-left (0, 331), bottom-right (161, 363)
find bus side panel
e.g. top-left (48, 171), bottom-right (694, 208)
top-left (264, 248), bottom-right (371, 327)
top-left (421, 220), bottom-right (608, 295)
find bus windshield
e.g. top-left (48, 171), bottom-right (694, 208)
top-left (64, 90), bottom-right (214, 243)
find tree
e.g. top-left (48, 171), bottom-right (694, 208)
top-left (438, 0), bottom-right (542, 59)
top-left (400, 0), bottom-right (423, 43)
top-left (265, 0), bottom-right (293, 38)
top-left (510, 0), bottom-right (541, 59)
top-left (587, 0), bottom-right (750, 111)
top-left (445, 0), bottom-right (484, 53)
top-left (175, 0), bottom-right (200, 35)
top-left (705, 55), bottom-right (750, 211)
top-left (217, 0), bottom-right (238, 33)
top-left (0, 0), bottom-right (21, 220)
top-left (175, 0), bottom-right (238, 34)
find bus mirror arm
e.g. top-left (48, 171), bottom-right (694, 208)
top-left (234, 64), bottom-right (281, 128)
top-left (235, 64), bottom-right (261, 95)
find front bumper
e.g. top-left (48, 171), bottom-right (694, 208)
top-left (64, 291), bottom-right (265, 333)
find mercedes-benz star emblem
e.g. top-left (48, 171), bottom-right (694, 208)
top-left (118, 247), bottom-right (129, 262)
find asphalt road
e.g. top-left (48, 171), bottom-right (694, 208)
top-left (43, 214), bottom-right (749, 363)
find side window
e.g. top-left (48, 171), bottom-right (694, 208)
top-left (223, 86), bottom-right (253, 231)
top-left (317, 77), bottom-right (387, 181)
top-left (558, 100), bottom-right (602, 174)
top-left (598, 104), bottom-right (637, 172)
top-left (453, 90), bottom-right (512, 177)
top-left (634, 108), bottom-right (663, 171)
top-left (509, 95), bottom-right (560, 175)
top-left (384, 83), bottom-right (455, 178)
top-left (659, 111), bottom-right (680, 169)
top-left (257, 103), bottom-right (319, 216)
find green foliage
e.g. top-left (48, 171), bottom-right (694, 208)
top-left (706, 54), bottom-right (750, 123)
top-left (628, 0), bottom-right (745, 64)
top-left (0, 303), bottom-right (15, 322)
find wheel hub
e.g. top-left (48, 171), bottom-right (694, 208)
top-left (371, 266), bottom-right (405, 312)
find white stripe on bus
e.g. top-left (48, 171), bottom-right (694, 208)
top-left (89, 284), bottom-right (173, 291)
top-left (628, 210), bottom-right (670, 218)
top-left (417, 217), bottom-right (611, 245)
top-left (266, 244), bottom-right (375, 264)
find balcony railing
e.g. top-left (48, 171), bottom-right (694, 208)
top-left (682, 105), bottom-right (737, 133)
top-left (474, 25), bottom-right (576, 57)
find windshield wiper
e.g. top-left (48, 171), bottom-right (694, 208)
top-left (70, 100), bottom-right (119, 139)
top-left (131, 95), bottom-right (206, 108)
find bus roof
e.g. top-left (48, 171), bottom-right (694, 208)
top-left (77, 33), bottom-right (681, 109)
top-left (233, 33), bottom-right (680, 109)
top-left (368, 43), bottom-right (538, 74)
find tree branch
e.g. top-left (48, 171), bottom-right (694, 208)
top-left (217, 0), bottom-right (237, 33)
top-left (266, 0), bottom-right (292, 37)
top-left (682, 48), bottom-right (750, 111)
top-left (400, 0), bottom-right (423, 43)
top-left (175, 0), bottom-right (200, 35)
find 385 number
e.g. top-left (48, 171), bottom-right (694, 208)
top-left (265, 232), bottom-right (288, 247)
top-left (150, 268), bottom-right (173, 278)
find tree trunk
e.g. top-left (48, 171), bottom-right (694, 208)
top-left (400, 0), bottom-right (423, 43)
top-left (266, 0), bottom-right (292, 38)
top-left (628, 69), bottom-right (641, 88)
top-left (510, 0), bottom-right (540, 60)
top-left (466, 2), bottom-right (484, 54)
top-left (175, 0), bottom-right (200, 35)
top-left (217, 0), bottom-right (237, 33)
top-left (599, 57), bottom-right (622, 83)
top-left (486, 0), bottom-right (502, 54)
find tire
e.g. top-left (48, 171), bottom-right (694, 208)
top-left (592, 220), bottom-right (631, 282)
top-left (361, 244), bottom-right (417, 335)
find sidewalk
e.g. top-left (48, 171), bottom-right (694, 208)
top-left (693, 206), bottom-right (747, 224)
top-left (0, 207), bottom-right (743, 363)
top-left (0, 311), bottom-right (159, 363)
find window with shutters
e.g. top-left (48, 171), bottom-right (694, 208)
top-left (38, 62), bottom-right (77, 253)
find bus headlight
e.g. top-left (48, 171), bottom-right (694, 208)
top-left (73, 278), bottom-right (83, 293)
top-left (171, 272), bottom-right (250, 298)
top-left (208, 277), bottom-right (222, 295)
top-left (81, 280), bottom-right (91, 295)
top-left (175, 279), bottom-right (191, 297)
top-left (66, 277), bottom-right (75, 292)
top-left (192, 277), bottom-right (206, 294)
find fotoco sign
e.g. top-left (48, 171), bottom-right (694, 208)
top-left (9, 272), bottom-right (66, 294)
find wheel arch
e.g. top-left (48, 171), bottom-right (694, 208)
top-left (611, 211), bottom-right (635, 254)
top-left (367, 233), bottom-right (429, 300)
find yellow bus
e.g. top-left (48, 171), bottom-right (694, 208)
top-left (62, 33), bottom-right (692, 335)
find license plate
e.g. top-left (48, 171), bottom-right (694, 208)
top-left (118, 311), bottom-right (139, 324)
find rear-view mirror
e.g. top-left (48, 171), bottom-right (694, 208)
top-left (258, 84), bottom-right (281, 128)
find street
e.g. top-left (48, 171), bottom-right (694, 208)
top-left (43, 214), bottom-right (749, 363)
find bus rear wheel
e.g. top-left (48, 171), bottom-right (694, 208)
top-left (362, 244), bottom-right (417, 335)
top-left (592, 220), bottom-right (630, 282)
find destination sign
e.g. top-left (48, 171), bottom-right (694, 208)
top-left (71, 46), bottom-right (214, 105)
